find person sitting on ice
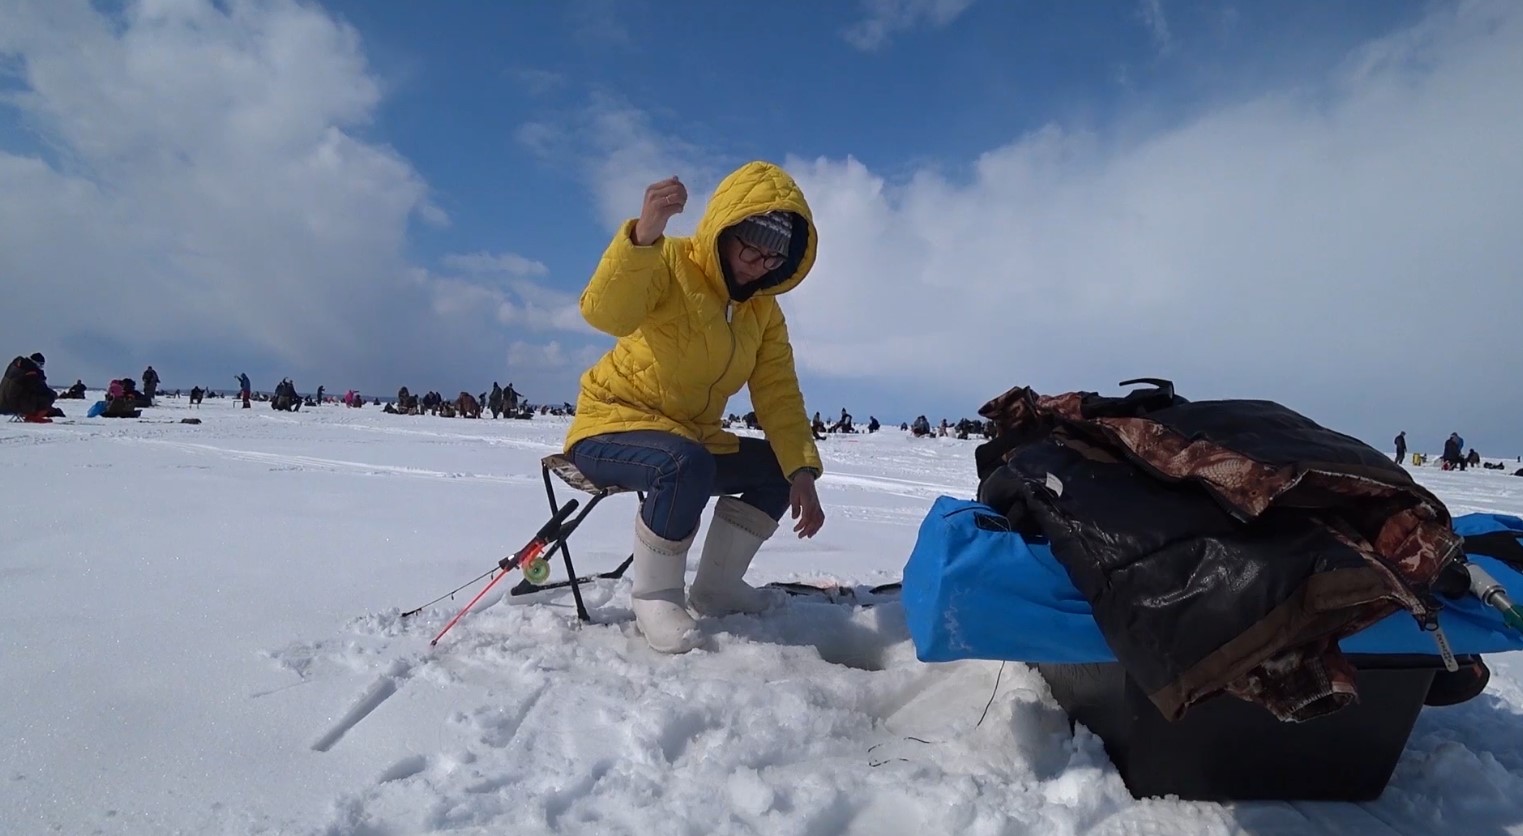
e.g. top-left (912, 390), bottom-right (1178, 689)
top-left (1442, 434), bottom-right (1463, 470)
top-left (102, 378), bottom-right (140, 418)
top-left (911, 415), bottom-right (932, 437)
top-left (1467, 449), bottom-right (1482, 469)
top-left (62, 379), bottom-right (88, 400)
top-left (121, 375), bottom-right (153, 408)
top-left (828, 407), bottom-right (854, 434)
top-left (271, 378), bottom-right (301, 411)
top-left (0, 352), bottom-right (58, 421)
top-left (867, 416), bottom-right (880, 433)
top-left (562, 162), bottom-right (826, 654)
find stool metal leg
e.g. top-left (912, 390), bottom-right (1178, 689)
top-left (517, 466), bottom-right (646, 622)
top-left (557, 491), bottom-right (605, 622)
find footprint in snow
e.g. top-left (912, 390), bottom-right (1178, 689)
top-left (378, 754), bottom-right (428, 784)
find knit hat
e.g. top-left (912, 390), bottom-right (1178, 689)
top-left (29, 352), bottom-right (44, 366)
top-left (732, 211), bottom-right (793, 256)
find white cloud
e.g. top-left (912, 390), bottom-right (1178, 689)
top-left (443, 251), bottom-right (550, 278)
top-left (548, 0), bottom-right (1523, 447)
top-left (419, 269), bottom-right (587, 336)
top-left (1137, 0), bottom-right (1174, 55)
top-left (498, 340), bottom-right (603, 405)
top-left (493, 288), bottom-right (589, 334)
top-left (518, 93), bottom-right (723, 236)
top-left (515, 121), bottom-right (562, 157)
top-left (786, 0), bottom-right (1523, 444)
top-left (0, 0), bottom-right (428, 373)
top-left (417, 203), bottom-right (451, 228)
top-left (0, 0), bottom-right (585, 402)
top-left (22, 0), bottom-right (1512, 450)
top-left (843, 0), bottom-right (978, 52)
top-left (506, 340), bottom-right (602, 373)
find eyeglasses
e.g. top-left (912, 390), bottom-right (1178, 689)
top-left (736, 241), bottom-right (786, 271)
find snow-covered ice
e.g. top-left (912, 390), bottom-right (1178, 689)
top-left (5, 397), bottom-right (1523, 835)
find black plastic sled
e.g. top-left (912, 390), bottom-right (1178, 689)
top-left (1037, 654), bottom-right (1467, 802)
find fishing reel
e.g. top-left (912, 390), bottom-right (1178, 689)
top-left (520, 556), bottom-right (552, 585)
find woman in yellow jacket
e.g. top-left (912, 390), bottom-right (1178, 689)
top-left (564, 161), bottom-right (826, 654)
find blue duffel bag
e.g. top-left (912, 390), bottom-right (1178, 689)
top-left (902, 496), bottom-right (1523, 663)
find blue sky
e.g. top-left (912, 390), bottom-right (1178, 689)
top-left (3, 0), bottom-right (1520, 456)
top-left (326, 0), bottom-right (1428, 271)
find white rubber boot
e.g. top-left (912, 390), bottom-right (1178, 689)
top-left (631, 517), bottom-right (703, 654)
top-left (690, 496), bottom-right (786, 617)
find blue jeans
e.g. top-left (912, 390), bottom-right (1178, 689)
top-left (569, 430), bottom-right (791, 541)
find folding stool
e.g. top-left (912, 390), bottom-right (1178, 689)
top-left (507, 453), bottom-right (644, 621)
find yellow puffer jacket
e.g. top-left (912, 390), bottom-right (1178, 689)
top-left (564, 161), bottom-right (823, 479)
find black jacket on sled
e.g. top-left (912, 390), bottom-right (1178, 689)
top-left (976, 382), bottom-right (1459, 722)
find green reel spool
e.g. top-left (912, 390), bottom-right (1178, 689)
top-left (521, 557), bottom-right (551, 585)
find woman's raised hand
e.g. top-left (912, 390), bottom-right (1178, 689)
top-left (633, 176), bottom-right (687, 246)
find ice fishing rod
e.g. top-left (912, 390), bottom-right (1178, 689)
top-left (425, 498), bottom-right (580, 647)
top-left (400, 499), bottom-right (583, 620)
top-left (399, 568), bottom-right (497, 619)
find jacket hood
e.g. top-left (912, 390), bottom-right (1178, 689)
top-left (690, 161), bottom-right (817, 299)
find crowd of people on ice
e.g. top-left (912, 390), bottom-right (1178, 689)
top-left (721, 408), bottom-right (995, 442)
top-left (1, 348), bottom-right (1004, 443)
top-left (0, 353), bottom-right (589, 424)
top-left (6, 351), bottom-right (1517, 481)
